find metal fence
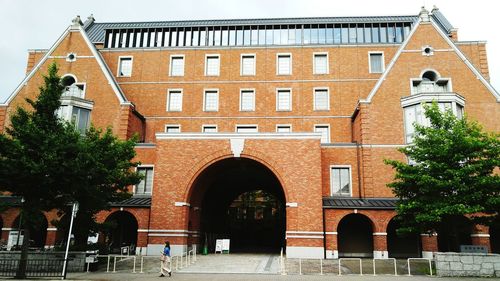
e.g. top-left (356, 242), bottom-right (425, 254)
top-left (0, 258), bottom-right (65, 277)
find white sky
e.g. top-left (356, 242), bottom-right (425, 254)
top-left (0, 0), bottom-right (498, 103)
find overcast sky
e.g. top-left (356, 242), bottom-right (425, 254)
top-left (0, 0), bottom-right (498, 103)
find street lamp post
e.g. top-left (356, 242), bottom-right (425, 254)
top-left (61, 202), bottom-right (78, 280)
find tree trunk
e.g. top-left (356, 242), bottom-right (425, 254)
top-left (15, 217), bottom-right (30, 279)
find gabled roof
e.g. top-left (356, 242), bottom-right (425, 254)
top-left (84, 14), bottom-right (452, 43)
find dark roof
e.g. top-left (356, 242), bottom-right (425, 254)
top-left (323, 197), bottom-right (397, 209)
top-left (110, 196), bottom-right (151, 207)
top-left (85, 15), bottom-right (418, 43)
top-left (0, 196), bottom-right (151, 208)
top-left (84, 13), bottom-right (454, 43)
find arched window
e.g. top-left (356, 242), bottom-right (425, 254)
top-left (412, 70), bottom-right (450, 94)
top-left (57, 74), bottom-right (93, 134)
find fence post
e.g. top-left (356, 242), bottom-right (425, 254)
top-left (113, 256), bottom-right (117, 273)
top-left (140, 256), bottom-right (144, 273)
top-left (299, 258), bottom-right (302, 275)
top-left (320, 259), bottom-right (323, 275)
top-left (132, 257), bottom-right (136, 273)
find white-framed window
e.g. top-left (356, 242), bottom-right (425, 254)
top-left (202, 125), bottom-right (218, 133)
top-left (241, 54), bottom-right (256, 76)
top-left (135, 166), bottom-right (153, 195)
top-left (205, 55), bottom-right (220, 76)
top-left (276, 89), bottom-right (292, 111)
top-left (276, 124), bottom-right (292, 133)
top-left (169, 55), bottom-right (185, 76)
top-left (314, 125), bottom-right (330, 144)
top-left (165, 125), bottom-right (181, 133)
top-left (240, 89), bottom-right (255, 111)
top-left (167, 89), bottom-right (183, 111)
top-left (276, 53), bottom-right (292, 75)
top-left (403, 101), bottom-right (464, 144)
top-left (313, 88), bottom-right (329, 111)
top-left (330, 165), bottom-right (352, 196)
top-left (236, 125), bottom-right (258, 133)
top-left (411, 70), bottom-right (451, 95)
top-left (369, 52), bottom-right (384, 73)
top-left (313, 53), bottom-right (329, 74)
top-left (203, 89), bottom-right (219, 111)
top-left (117, 56), bottom-right (133, 77)
top-left (71, 107), bottom-right (91, 135)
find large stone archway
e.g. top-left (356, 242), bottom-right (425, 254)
top-left (188, 157), bottom-right (286, 253)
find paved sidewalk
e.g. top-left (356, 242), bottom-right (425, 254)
top-left (63, 272), bottom-right (490, 281)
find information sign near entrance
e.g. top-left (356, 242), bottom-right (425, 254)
top-left (215, 239), bottom-right (230, 254)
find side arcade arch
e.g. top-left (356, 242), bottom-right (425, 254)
top-left (337, 213), bottom-right (374, 257)
top-left (103, 211), bottom-right (139, 254)
top-left (386, 218), bottom-right (421, 258)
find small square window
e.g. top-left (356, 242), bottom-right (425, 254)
top-left (118, 57), bottom-right (132, 77)
top-left (170, 56), bottom-right (185, 76)
top-left (314, 125), bottom-right (330, 143)
top-left (276, 89), bottom-right (291, 111)
top-left (369, 52), bottom-right (384, 73)
top-left (241, 55), bottom-right (256, 76)
top-left (314, 89), bottom-right (329, 111)
top-left (205, 55), bottom-right (220, 76)
top-left (165, 125), bottom-right (180, 133)
top-left (236, 125), bottom-right (258, 133)
top-left (167, 90), bottom-right (183, 112)
top-left (277, 54), bottom-right (291, 75)
top-left (202, 125), bottom-right (218, 133)
top-left (276, 125), bottom-right (291, 133)
top-left (204, 90), bottom-right (219, 111)
top-left (330, 167), bottom-right (351, 196)
top-left (240, 90), bottom-right (255, 111)
top-left (313, 53), bottom-right (328, 74)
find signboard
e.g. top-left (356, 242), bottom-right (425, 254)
top-left (7, 230), bottom-right (23, 251)
top-left (215, 239), bottom-right (230, 254)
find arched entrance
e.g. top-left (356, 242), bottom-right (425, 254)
top-left (103, 211), bottom-right (138, 254)
top-left (189, 157), bottom-right (286, 253)
top-left (437, 215), bottom-right (472, 252)
top-left (387, 218), bottom-right (421, 258)
top-left (489, 218), bottom-right (500, 254)
top-left (12, 212), bottom-right (48, 249)
top-left (337, 214), bottom-right (373, 257)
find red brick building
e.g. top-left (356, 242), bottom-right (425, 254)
top-left (1, 7), bottom-right (499, 258)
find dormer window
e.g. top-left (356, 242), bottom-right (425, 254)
top-left (412, 70), bottom-right (449, 94)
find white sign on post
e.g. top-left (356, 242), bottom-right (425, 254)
top-left (215, 239), bottom-right (223, 253)
top-left (222, 239), bottom-right (230, 254)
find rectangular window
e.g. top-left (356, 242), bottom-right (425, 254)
top-left (276, 125), bottom-right (291, 133)
top-left (167, 90), bottom-right (183, 112)
top-left (240, 89), bottom-right (255, 111)
top-left (241, 54), bottom-right (256, 76)
top-left (236, 125), bottom-right (258, 133)
top-left (313, 53), bottom-right (328, 74)
top-left (165, 125), bottom-right (180, 133)
top-left (205, 55), bottom-right (220, 76)
top-left (369, 52), bottom-right (384, 73)
top-left (202, 125), bottom-right (218, 133)
top-left (314, 88), bottom-right (329, 111)
top-left (169, 56), bottom-right (184, 76)
top-left (135, 167), bottom-right (153, 195)
top-left (204, 90), bottom-right (219, 111)
top-left (71, 107), bottom-right (90, 134)
top-left (118, 57), bottom-right (132, 77)
top-left (330, 166), bottom-right (351, 196)
top-left (276, 89), bottom-right (291, 111)
top-left (277, 54), bottom-right (291, 75)
top-left (314, 125), bottom-right (330, 143)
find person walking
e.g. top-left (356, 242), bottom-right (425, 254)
top-left (159, 241), bottom-right (172, 277)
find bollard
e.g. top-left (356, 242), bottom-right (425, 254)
top-left (140, 256), bottom-right (144, 273)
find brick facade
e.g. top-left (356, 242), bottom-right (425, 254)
top-left (1, 8), bottom-right (499, 258)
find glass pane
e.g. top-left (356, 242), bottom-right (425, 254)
top-left (310, 27), bottom-right (319, 44)
top-left (251, 29), bottom-right (259, 45)
top-left (280, 28), bottom-right (288, 45)
top-left (178, 30), bottom-right (185, 47)
top-left (199, 29), bottom-right (206, 46)
top-left (221, 29), bottom-right (229, 46)
top-left (266, 28), bottom-right (273, 45)
top-left (288, 27), bottom-right (296, 44)
top-left (295, 28), bottom-right (302, 45)
top-left (208, 29), bottom-right (214, 46)
top-left (319, 27), bottom-right (326, 44)
top-left (340, 169), bottom-right (350, 195)
top-left (236, 29), bottom-right (244, 45)
top-left (326, 26), bottom-right (334, 44)
top-left (191, 30), bottom-right (198, 46)
top-left (303, 27), bottom-right (311, 44)
top-left (258, 28), bottom-right (266, 45)
top-left (229, 29), bottom-right (236, 46)
top-left (349, 25), bottom-right (356, 43)
top-left (341, 25), bottom-right (348, 43)
top-left (371, 25), bottom-right (379, 43)
top-left (364, 26), bottom-right (372, 43)
top-left (144, 169), bottom-right (153, 193)
top-left (170, 31), bottom-right (177, 47)
top-left (387, 24), bottom-right (395, 43)
top-left (244, 28), bottom-right (251, 45)
top-left (332, 169), bottom-right (340, 194)
top-left (380, 25), bottom-right (387, 42)
top-left (334, 26), bottom-right (341, 44)
top-left (357, 26), bottom-right (364, 43)
top-left (273, 28), bottom-right (280, 45)
top-left (395, 25), bottom-right (403, 42)
top-left (214, 29), bottom-right (221, 46)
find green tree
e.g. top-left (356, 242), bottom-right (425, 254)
top-left (385, 103), bottom-right (500, 236)
top-left (0, 63), bottom-right (141, 278)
